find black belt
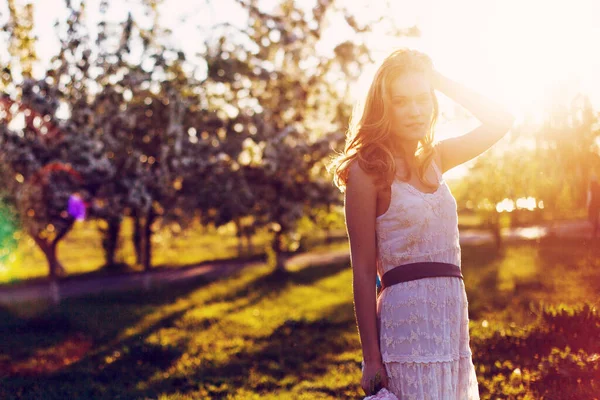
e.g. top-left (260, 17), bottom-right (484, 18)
top-left (378, 261), bottom-right (463, 296)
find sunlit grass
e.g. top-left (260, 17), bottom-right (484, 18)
top-left (0, 250), bottom-right (362, 398)
top-left (462, 237), bottom-right (600, 326)
top-left (2, 207), bottom-right (589, 284)
top-left (1, 218), bottom-right (274, 283)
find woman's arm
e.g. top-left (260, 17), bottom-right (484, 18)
top-left (433, 71), bottom-right (516, 173)
top-left (344, 161), bottom-right (382, 364)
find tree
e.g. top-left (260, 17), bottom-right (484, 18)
top-left (202, 0), bottom-right (387, 272)
top-left (4, 0), bottom-right (37, 80)
top-left (0, 79), bottom-right (114, 278)
top-left (453, 90), bottom-right (600, 247)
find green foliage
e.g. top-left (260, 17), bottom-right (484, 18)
top-left (1, 0), bottom-right (396, 275)
top-left (0, 199), bottom-right (19, 266)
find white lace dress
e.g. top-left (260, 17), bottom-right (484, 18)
top-left (366, 160), bottom-right (480, 399)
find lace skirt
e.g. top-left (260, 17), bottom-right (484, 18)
top-left (376, 276), bottom-right (480, 399)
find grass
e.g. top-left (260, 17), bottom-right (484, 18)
top-left (1, 237), bottom-right (600, 399)
top-left (0, 218), bottom-right (275, 284)
top-left (0, 255), bottom-right (360, 399)
top-left (1, 216), bottom-right (349, 285)
top-left (463, 237), bottom-right (600, 325)
top-left (1, 207), bottom-right (587, 284)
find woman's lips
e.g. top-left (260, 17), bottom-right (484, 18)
top-left (406, 122), bottom-right (425, 129)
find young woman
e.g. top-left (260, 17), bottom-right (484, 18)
top-left (330, 48), bottom-right (514, 399)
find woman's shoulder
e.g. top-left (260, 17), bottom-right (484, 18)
top-left (347, 159), bottom-right (377, 188)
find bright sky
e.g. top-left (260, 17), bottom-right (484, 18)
top-left (6, 0), bottom-right (600, 179)
top-left (342, 0), bottom-right (600, 120)
top-left (18, 0), bottom-right (600, 107)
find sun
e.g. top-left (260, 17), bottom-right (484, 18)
top-left (414, 0), bottom-right (600, 120)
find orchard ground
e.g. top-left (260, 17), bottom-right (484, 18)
top-left (1, 227), bottom-right (599, 399)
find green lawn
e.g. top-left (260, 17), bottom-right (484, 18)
top-left (1, 237), bottom-right (599, 399)
top-left (0, 218), bottom-right (276, 283)
top-left (1, 217), bottom-right (348, 284)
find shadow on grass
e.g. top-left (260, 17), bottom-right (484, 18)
top-left (471, 302), bottom-right (600, 399)
top-left (204, 259), bottom-right (350, 313)
top-left (460, 242), bottom-right (505, 269)
top-left (0, 274), bottom-right (213, 371)
top-left (6, 237), bottom-right (600, 399)
top-left (0, 306), bottom-right (192, 399)
top-left (0, 255), bottom-right (354, 399)
top-left (143, 301), bottom-right (358, 398)
top-left (459, 238), bottom-right (600, 323)
top-left (0, 255), bottom-right (349, 363)
top-left (459, 243), bottom-right (505, 320)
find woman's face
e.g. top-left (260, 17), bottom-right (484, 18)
top-left (388, 71), bottom-right (434, 141)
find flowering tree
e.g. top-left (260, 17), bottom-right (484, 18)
top-left (0, 80), bottom-right (114, 278)
top-left (201, 0), bottom-right (381, 272)
top-left (0, 0), bottom-right (420, 279)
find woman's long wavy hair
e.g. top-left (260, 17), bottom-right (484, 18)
top-left (329, 48), bottom-right (440, 193)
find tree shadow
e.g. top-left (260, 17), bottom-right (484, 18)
top-left (140, 301), bottom-right (359, 398)
top-left (0, 253), bottom-right (353, 399)
top-left (460, 242), bottom-right (505, 270)
top-left (460, 242), bottom-right (506, 320)
top-left (471, 302), bottom-right (600, 398)
top-left (0, 305), bottom-right (192, 399)
top-left (459, 240), bottom-right (588, 324)
top-left (0, 274), bottom-right (212, 371)
top-left (150, 252), bottom-right (266, 271)
top-left (204, 259), bottom-right (350, 314)
top-left (1, 299), bottom-right (359, 399)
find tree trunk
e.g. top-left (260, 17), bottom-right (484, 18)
top-left (133, 210), bottom-right (143, 266)
top-left (31, 226), bottom-right (72, 304)
top-left (325, 228), bottom-right (332, 244)
top-left (488, 216), bottom-right (503, 251)
top-left (142, 207), bottom-right (156, 271)
top-left (102, 216), bottom-right (122, 269)
top-left (32, 227), bottom-right (70, 279)
top-left (45, 241), bottom-right (63, 279)
top-left (234, 218), bottom-right (244, 257)
top-left (272, 231), bottom-right (286, 273)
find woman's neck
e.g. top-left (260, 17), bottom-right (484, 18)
top-left (390, 140), bottom-right (419, 165)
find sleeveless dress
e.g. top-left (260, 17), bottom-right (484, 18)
top-left (368, 160), bottom-right (480, 399)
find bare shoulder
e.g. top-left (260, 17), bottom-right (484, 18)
top-left (345, 160), bottom-right (378, 223)
top-left (347, 160), bottom-right (377, 191)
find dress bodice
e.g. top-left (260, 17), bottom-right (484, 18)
top-left (375, 160), bottom-right (461, 279)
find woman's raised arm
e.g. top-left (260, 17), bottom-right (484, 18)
top-left (433, 70), bottom-right (515, 173)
